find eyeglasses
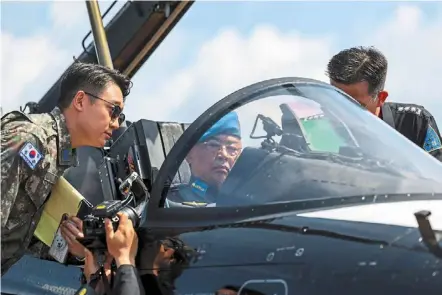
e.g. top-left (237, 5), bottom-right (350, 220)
top-left (202, 139), bottom-right (241, 157)
top-left (84, 91), bottom-right (125, 125)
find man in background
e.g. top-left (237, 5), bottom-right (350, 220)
top-left (166, 111), bottom-right (243, 207)
top-left (326, 46), bottom-right (442, 161)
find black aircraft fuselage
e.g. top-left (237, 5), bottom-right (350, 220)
top-left (134, 206), bottom-right (442, 295)
top-left (3, 200), bottom-right (441, 295)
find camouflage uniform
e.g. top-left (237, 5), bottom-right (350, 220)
top-left (1, 107), bottom-right (78, 276)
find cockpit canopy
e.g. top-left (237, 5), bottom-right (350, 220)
top-left (164, 79), bottom-right (442, 208)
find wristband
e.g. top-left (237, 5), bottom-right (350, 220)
top-left (75, 255), bottom-right (86, 262)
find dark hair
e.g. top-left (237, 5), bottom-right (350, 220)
top-left (58, 61), bottom-right (133, 109)
top-left (326, 46), bottom-right (388, 95)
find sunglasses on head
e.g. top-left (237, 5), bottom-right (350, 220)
top-left (84, 91), bottom-right (125, 125)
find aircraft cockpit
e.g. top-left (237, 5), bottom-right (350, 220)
top-left (131, 77), bottom-right (442, 295)
top-left (163, 78), bottom-right (442, 209)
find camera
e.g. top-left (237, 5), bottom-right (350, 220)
top-left (77, 119), bottom-right (182, 252)
top-left (79, 171), bottom-right (149, 252)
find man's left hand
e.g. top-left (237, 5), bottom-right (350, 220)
top-left (60, 215), bottom-right (87, 259)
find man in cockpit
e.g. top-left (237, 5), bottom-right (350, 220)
top-left (326, 46), bottom-right (442, 162)
top-left (166, 112), bottom-right (243, 207)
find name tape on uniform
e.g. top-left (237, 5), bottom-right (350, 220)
top-left (19, 142), bottom-right (43, 170)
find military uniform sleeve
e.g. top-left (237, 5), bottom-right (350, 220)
top-left (1, 124), bottom-right (46, 228)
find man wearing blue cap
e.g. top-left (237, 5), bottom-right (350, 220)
top-left (167, 111), bottom-right (243, 206)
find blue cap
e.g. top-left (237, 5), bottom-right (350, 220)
top-left (199, 111), bottom-right (241, 142)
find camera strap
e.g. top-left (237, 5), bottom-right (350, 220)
top-left (88, 269), bottom-right (102, 290)
top-left (100, 265), bottom-right (113, 295)
top-left (81, 265), bottom-right (113, 295)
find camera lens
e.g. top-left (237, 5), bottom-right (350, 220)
top-left (119, 207), bottom-right (140, 228)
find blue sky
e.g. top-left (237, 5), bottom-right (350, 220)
top-left (2, 1), bottom-right (440, 38)
top-left (2, 1), bottom-right (442, 125)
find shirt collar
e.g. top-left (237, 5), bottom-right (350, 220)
top-left (50, 107), bottom-right (79, 167)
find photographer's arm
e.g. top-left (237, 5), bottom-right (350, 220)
top-left (78, 251), bottom-right (113, 295)
top-left (105, 212), bottom-right (145, 295)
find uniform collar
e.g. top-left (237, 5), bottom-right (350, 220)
top-left (50, 107), bottom-right (79, 167)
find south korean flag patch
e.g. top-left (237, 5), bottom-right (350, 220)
top-left (19, 142), bottom-right (43, 170)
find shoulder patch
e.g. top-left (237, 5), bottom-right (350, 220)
top-left (423, 126), bottom-right (442, 153)
top-left (19, 142), bottom-right (44, 170)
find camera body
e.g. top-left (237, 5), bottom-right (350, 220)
top-left (79, 171), bottom-right (148, 252)
top-left (81, 201), bottom-right (139, 251)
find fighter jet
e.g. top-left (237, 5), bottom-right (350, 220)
top-left (2, 1), bottom-right (441, 295)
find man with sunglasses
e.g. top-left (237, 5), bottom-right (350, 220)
top-left (326, 46), bottom-right (442, 162)
top-left (166, 112), bottom-right (243, 207)
top-left (1, 61), bottom-right (132, 275)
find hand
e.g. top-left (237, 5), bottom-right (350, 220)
top-left (104, 212), bottom-right (138, 267)
top-left (60, 215), bottom-right (87, 259)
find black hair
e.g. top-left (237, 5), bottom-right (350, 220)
top-left (326, 46), bottom-right (388, 95)
top-left (58, 61), bottom-right (133, 109)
